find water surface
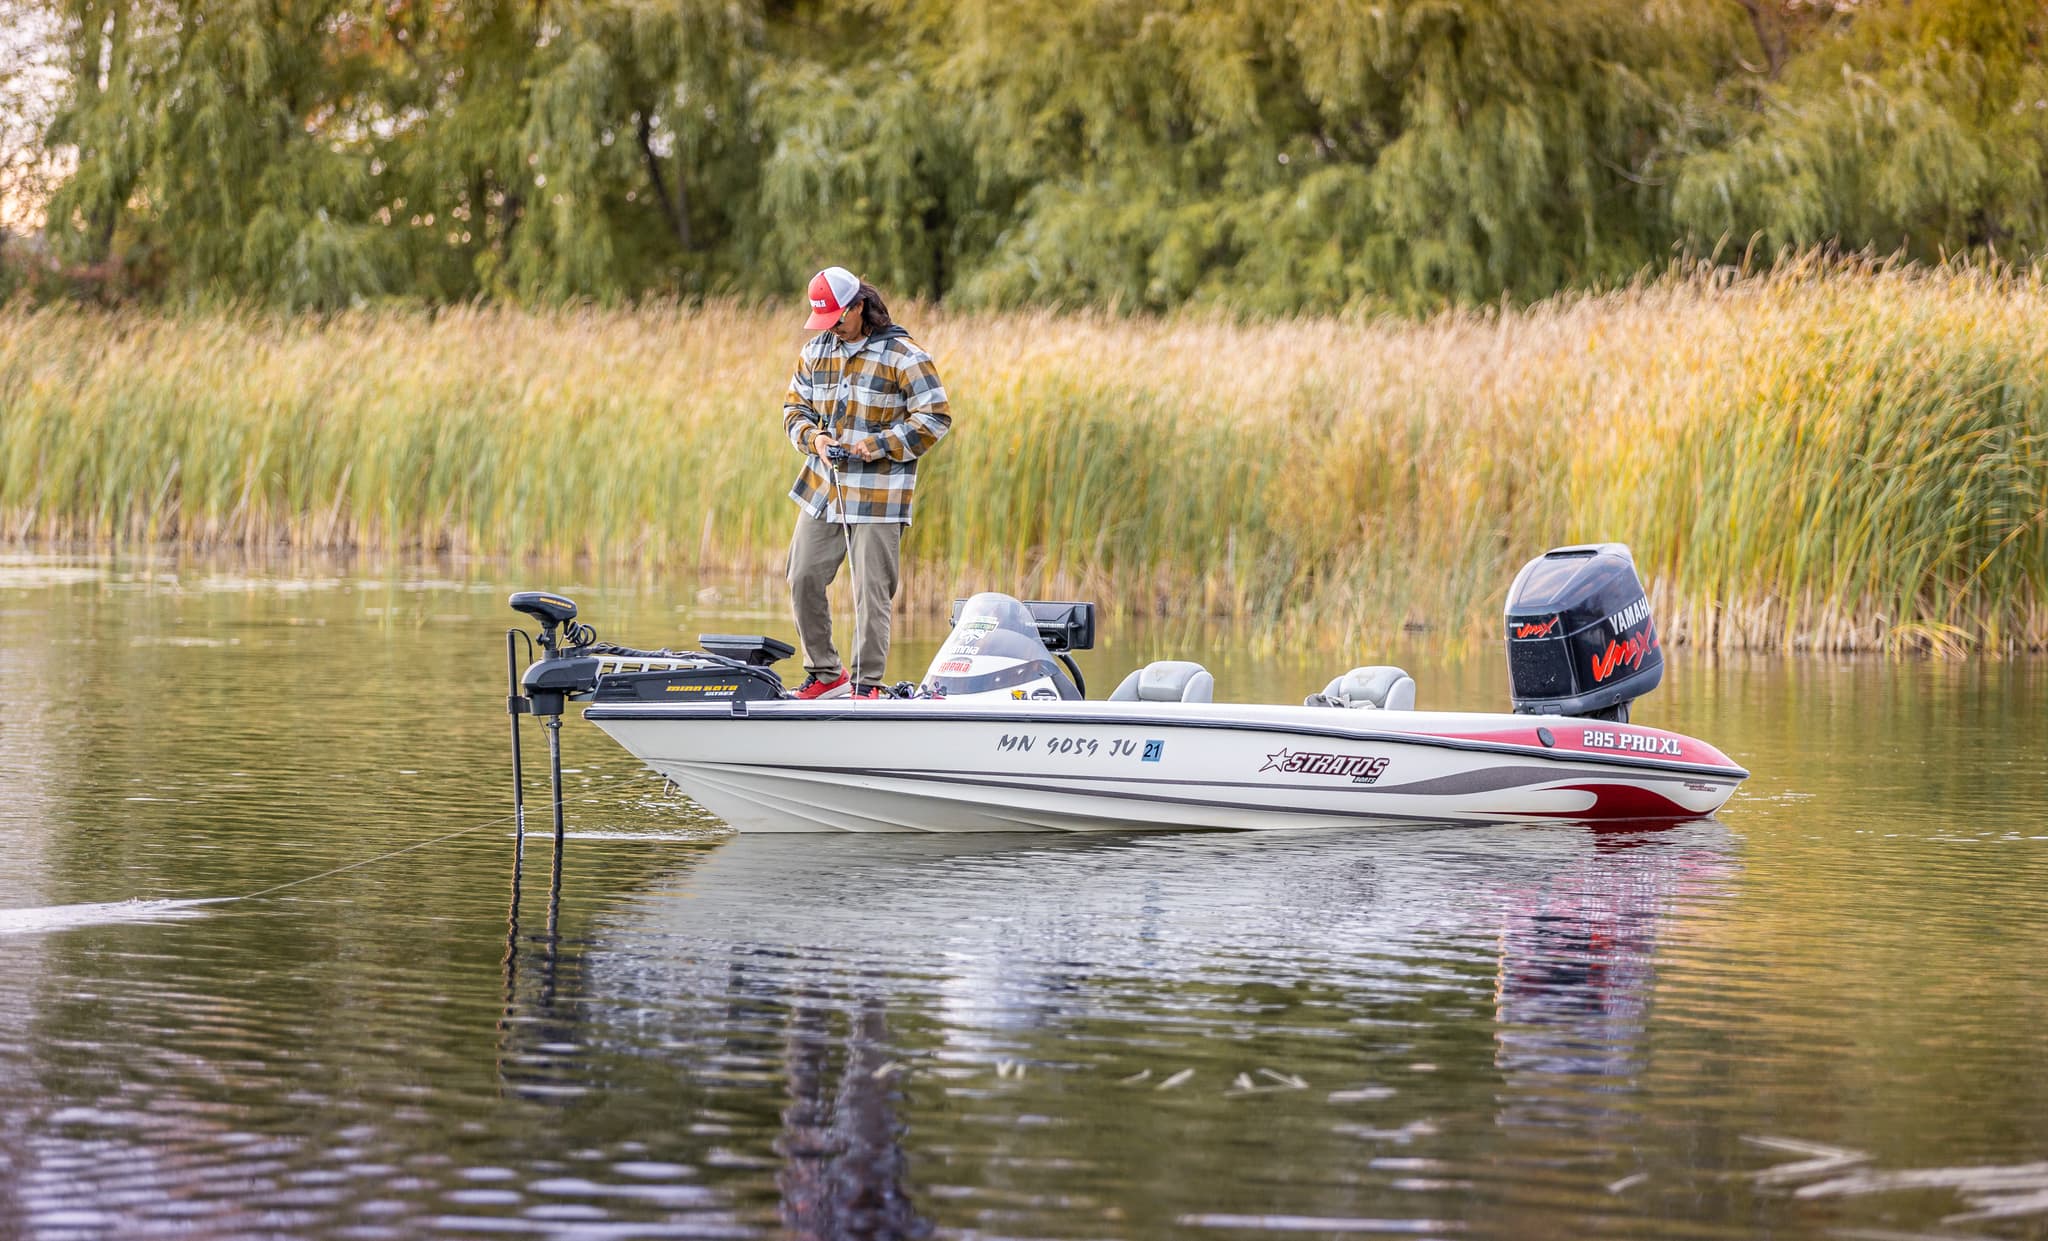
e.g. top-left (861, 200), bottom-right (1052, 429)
top-left (1, 553), bottom-right (2044, 1240)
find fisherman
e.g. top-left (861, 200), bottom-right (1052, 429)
top-left (781, 267), bottom-right (953, 699)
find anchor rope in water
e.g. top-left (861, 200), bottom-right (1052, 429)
top-left (238, 812), bottom-right (521, 901)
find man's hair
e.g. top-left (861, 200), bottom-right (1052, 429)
top-left (854, 282), bottom-right (892, 334)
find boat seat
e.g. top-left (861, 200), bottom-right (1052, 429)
top-left (1108, 660), bottom-right (1215, 704)
top-left (1306, 665), bottom-right (1416, 711)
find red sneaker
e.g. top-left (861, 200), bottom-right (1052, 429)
top-left (793, 670), bottom-right (850, 700)
top-left (851, 684), bottom-right (889, 700)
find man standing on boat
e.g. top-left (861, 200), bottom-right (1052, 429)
top-left (781, 266), bottom-right (952, 700)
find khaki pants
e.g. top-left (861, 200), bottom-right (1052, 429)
top-left (787, 512), bottom-right (903, 686)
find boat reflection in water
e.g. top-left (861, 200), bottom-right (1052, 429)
top-left (498, 819), bottom-right (1734, 1235)
top-left (1489, 827), bottom-right (1733, 1169)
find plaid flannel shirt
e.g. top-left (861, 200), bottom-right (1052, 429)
top-left (782, 326), bottom-right (952, 524)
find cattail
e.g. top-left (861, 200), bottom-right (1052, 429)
top-left (2, 258), bottom-right (2041, 654)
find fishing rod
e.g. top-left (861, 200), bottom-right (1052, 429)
top-left (823, 440), bottom-right (866, 693)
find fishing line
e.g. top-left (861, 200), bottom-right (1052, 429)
top-left (822, 340), bottom-right (870, 692)
top-left (238, 811), bottom-right (519, 900)
top-left (2, 810), bottom-right (529, 935)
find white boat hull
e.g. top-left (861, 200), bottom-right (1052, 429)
top-left (585, 700), bottom-right (1746, 834)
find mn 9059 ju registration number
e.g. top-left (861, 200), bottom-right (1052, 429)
top-left (996, 734), bottom-right (1151, 760)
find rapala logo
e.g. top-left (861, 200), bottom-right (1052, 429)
top-left (1590, 627), bottom-right (1657, 682)
top-left (1261, 749), bottom-right (1390, 784)
top-left (1513, 616), bottom-right (1560, 639)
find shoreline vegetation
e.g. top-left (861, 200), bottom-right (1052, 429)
top-left (4, 260), bottom-right (2044, 654)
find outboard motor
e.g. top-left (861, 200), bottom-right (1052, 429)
top-left (1503, 543), bottom-right (1662, 722)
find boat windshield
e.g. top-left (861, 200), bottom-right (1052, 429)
top-left (922, 593), bottom-right (1080, 701)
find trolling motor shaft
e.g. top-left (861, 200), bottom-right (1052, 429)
top-left (506, 591), bottom-right (602, 941)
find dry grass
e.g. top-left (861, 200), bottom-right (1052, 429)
top-left (3, 258), bottom-right (2043, 651)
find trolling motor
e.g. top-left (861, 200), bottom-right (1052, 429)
top-left (505, 590), bottom-right (605, 939)
top-left (502, 591), bottom-right (796, 934)
top-left (508, 592), bottom-right (606, 716)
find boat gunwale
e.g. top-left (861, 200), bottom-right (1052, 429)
top-left (582, 702), bottom-right (1752, 782)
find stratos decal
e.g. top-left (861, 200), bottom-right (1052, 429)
top-left (1261, 749), bottom-right (1390, 784)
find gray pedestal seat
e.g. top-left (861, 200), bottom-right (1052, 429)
top-left (1305, 666), bottom-right (1416, 711)
top-left (1108, 660), bottom-right (1215, 704)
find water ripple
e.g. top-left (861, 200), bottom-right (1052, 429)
top-left (0, 558), bottom-right (2043, 1239)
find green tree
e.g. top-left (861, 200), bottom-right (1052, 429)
top-left (504, 0), bottom-right (760, 299)
top-left (37, 0), bottom-right (766, 305)
top-left (42, 0), bottom-right (405, 306)
top-left (22, 0), bottom-right (2048, 312)
top-left (753, 52), bottom-right (1005, 300)
top-left (923, 0), bottom-right (1330, 310)
top-left (918, 0), bottom-right (1738, 311)
top-left (1673, 0), bottom-right (2048, 261)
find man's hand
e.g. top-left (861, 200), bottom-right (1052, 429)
top-left (811, 430), bottom-right (839, 458)
top-left (845, 436), bottom-right (884, 462)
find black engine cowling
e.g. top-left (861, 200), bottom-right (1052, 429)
top-left (1503, 543), bottom-right (1662, 722)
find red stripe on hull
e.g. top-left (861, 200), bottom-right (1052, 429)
top-left (1510, 783), bottom-right (1699, 820)
top-left (1425, 726), bottom-right (1738, 772)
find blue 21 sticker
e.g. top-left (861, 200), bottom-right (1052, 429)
top-left (1142, 740), bottom-right (1165, 762)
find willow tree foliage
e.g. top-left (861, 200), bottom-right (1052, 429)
top-left (930, 0), bottom-right (1742, 310)
top-left (22, 0), bottom-right (2048, 311)
top-left (505, 0), bottom-right (758, 299)
top-left (754, 53), bottom-right (1009, 302)
top-left (44, 0), bottom-right (408, 306)
top-left (1673, 0), bottom-right (2048, 262)
top-left (38, 0), bottom-right (761, 306)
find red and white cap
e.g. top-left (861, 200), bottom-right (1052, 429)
top-left (804, 266), bottom-right (860, 330)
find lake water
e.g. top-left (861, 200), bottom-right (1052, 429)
top-left (1, 553), bottom-right (2044, 1240)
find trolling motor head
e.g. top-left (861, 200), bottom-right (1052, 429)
top-left (510, 591), bottom-right (580, 654)
top-left (507, 591), bottom-right (602, 717)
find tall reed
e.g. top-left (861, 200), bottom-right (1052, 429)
top-left (3, 260), bottom-right (2043, 651)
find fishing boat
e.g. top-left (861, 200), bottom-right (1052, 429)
top-left (504, 544), bottom-right (1747, 833)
